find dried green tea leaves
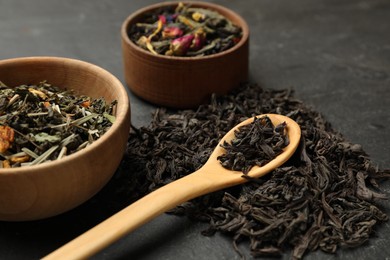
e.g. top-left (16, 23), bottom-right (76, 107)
top-left (0, 81), bottom-right (116, 168)
top-left (218, 116), bottom-right (289, 174)
top-left (128, 2), bottom-right (242, 56)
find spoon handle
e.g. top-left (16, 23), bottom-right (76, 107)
top-left (43, 114), bottom-right (300, 260)
top-left (43, 168), bottom-right (216, 260)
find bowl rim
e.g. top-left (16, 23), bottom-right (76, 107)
top-left (0, 56), bottom-right (130, 174)
top-left (121, 0), bottom-right (250, 61)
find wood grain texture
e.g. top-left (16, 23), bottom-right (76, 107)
top-left (44, 114), bottom-right (300, 260)
top-left (0, 57), bottom-right (131, 221)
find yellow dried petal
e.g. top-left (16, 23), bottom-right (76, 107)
top-left (10, 155), bottom-right (31, 164)
top-left (146, 41), bottom-right (158, 55)
top-left (178, 15), bottom-right (197, 29)
top-left (2, 160), bottom-right (11, 168)
top-left (28, 88), bottom-right (47, 99)
top-left (175, 2), bottom-right (185, 13)
top-left (148, 19), bottom-right (164, 40)
top-left (192, 12), bottom-right (206, 22)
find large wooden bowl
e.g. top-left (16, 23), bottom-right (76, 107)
top-left (121, 1), bottom-right (249, 109)
top-left (0, 57), bottom-right (131, 221)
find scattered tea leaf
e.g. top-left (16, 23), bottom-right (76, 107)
top-left (103, 112), bottom-right (116, 124)
top-left (34, 132), bottom-right (61, 143)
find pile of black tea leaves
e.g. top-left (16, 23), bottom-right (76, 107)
top-left (118, 83), bottom-right (389, 259)
top-left (218, 115), bottom-right (289, 174)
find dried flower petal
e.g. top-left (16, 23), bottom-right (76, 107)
top-left (80, 100), bottom-right (91, 108)
top-left (43, 101), bottom-right (51, 108)
top-left (177, 15), bottom-right (200, 29)
top-left (166, 14), bottom-right (178, 22)
top-left (10, 155), bottom-right (30, 164)
top-left (162, 26), bottom-right (184, 39)
top-left (137, 36), bottom-right (157, 55)
top-left (158, 15), bottom-right (167, 24)
top-left (175, 2), bottom-right (185, 13)
top-left (136, 36), bottom-right (149, 48)
top-left (0, 125), bottom-right (14, 153)
top-left (2, 160), bottom-right (11, 168)
top-left (192, 12), bottom-right (206, 22)
top-left (28, 88), bottom-right (47, 100)
top-left (167, 34), bottom-right (194, 56)
top-left (149, 18), bottom-right (164, 39)
top-left (232, 37), bottom-right (241, 45)
top-left (191, 28), bottom-right (206, 51)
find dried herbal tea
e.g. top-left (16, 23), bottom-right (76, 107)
top-left (218, 116), bottom-right (289, 174)
top-left (128, 2), bottom-right (242, 56)
top-left (0, 81), bottom-right (116, 168)
top-left (116, 83), bottom-right (389, 259)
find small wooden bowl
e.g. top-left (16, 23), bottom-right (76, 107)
top-left (121, 1), bottom-right (249, 109)
top-left (0, 57), bottom-right (131, 221)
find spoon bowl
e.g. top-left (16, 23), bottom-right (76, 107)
top-left (44, 113), bottom-right (301, 259)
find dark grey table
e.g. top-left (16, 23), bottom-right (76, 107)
top-left (0, 0), bottom-right (389, 259)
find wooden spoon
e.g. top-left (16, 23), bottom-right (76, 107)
top-left (44, 113), bottom-right (301, 260)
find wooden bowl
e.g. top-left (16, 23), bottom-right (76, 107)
top-left (121, 1), bottom-right (249, 109)
top-left (0, 57), bottom-right (131, 221)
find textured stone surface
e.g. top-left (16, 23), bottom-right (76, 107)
top-left (0, 0), bottom-right (389, 259)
